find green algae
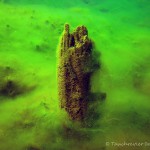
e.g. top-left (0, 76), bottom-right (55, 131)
top-left (0, 0), bottom-right (150, 150)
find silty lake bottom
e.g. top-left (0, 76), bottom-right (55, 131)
top-left (0, 0), bottom-right (150, 150)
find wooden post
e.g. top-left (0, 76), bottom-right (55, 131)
top-left (57, 24), bottom-right (93, 121)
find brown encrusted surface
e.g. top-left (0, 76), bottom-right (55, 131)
top-left (57, 24), bottom-right (93, 121)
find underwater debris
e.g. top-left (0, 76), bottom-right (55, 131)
top-left (26, 145), bottom-right (40, 150)
top-left (35, 44), bottom-right (49, 52)
top-left (0, 66), bottom-right (35, 98)
top-left (0, 80), bottom-right (34, 98)
top-left (0, 79), bottom-right (34, 98)
top-left (57, 24), bottom-right (95, 121)
top-left (0, 80), bottom-right (20, 97)
top-left (62, 125), bottom-right (91, 141)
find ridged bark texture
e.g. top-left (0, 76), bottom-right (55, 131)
top-left (57, 24), bottom-right (93, 121)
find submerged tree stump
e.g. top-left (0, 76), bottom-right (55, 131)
top-left (57, 24), bottom-right (93, 121)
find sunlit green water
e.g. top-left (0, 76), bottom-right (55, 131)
top-left (0, 0), bottom-right (150, 150)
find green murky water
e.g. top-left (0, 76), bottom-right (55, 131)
top-left (0, 0), bottom-right (150, 150)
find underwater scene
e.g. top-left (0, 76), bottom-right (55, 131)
top-left (0, 0), bottom-right (150, 150)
